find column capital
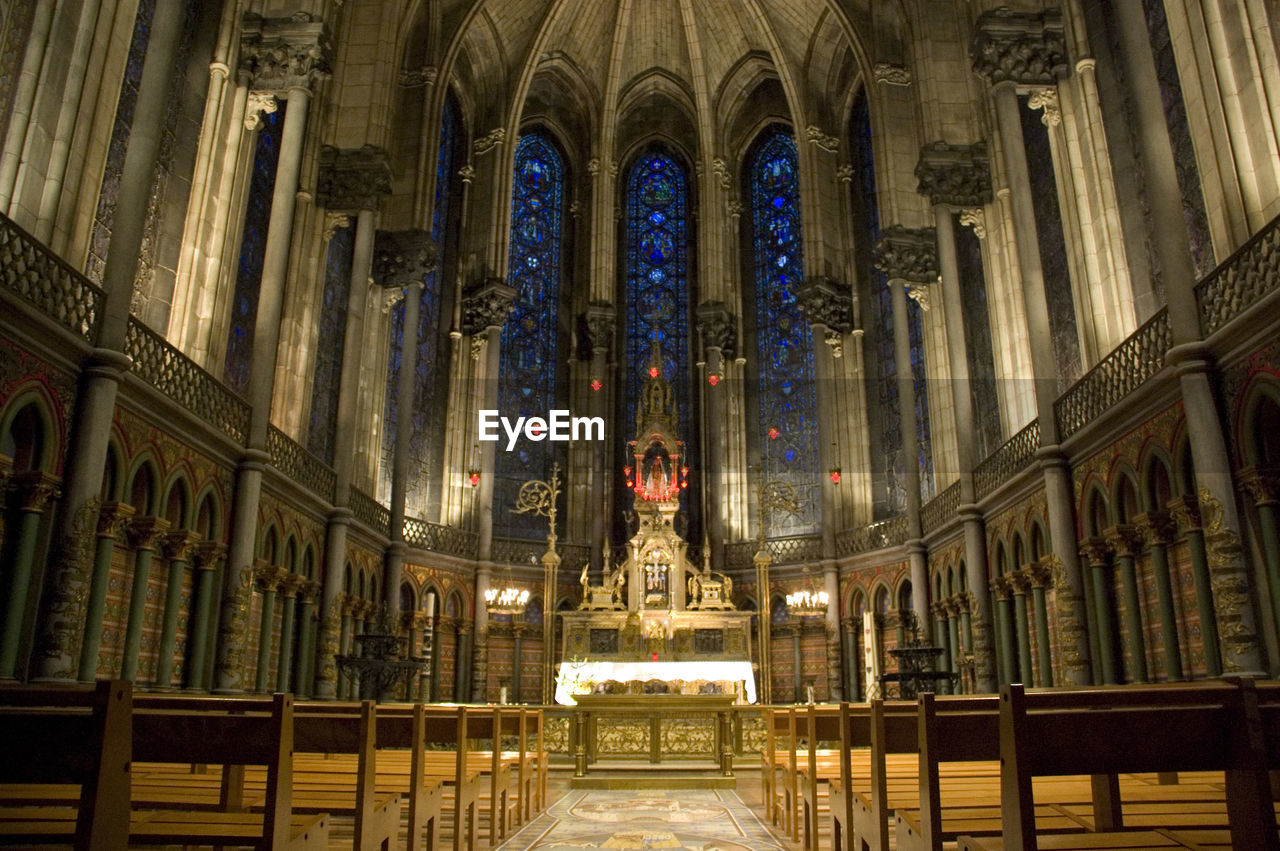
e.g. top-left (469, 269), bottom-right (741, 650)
top-left (9, 470), bottom-right (60, 512)
top-left (239, 13), bottom-right (333, 95)
top-left (317, 145), bottom-right (393, 211)
top-left (1239, 467), bottom-right (1280, 506)
top-left (253, 562), bottom-right (286, 592)
top-left (794, 277), bottom-right (853, 335)
top-left (696, 300), bottom-right (739, 358)
top-left (279, 573), bottom-right (304, 598)
top-left (1166, 495), bottom-right (1203, 533)
top-left (299, 580), bottom-right (321, 605)
top-left (161, 529), bottom-right (201, 562)
top-left (127, 516), bottom-right (171, 550)
top-left (873, 225), bottom-right (938, 283)
top-left (96, 501), bottom-right (136, 539)
top-left (915, 141), bottom-right (993, 208)
top-left (970, 7), bottom-right (1069, 88)
top-left (192, 540), bottom-right (227, 571)
top-left (580, 301), bottom-right (617, 357)
top-left (1028, 559), bottom-right (1054, 589)
top-left (340, 595), bottom-right (361, 617)
top-left (1079, 536), bottom-right (1112, 566)
top-left (462, 278), bottom-right (517, 335)
top-left (992, 574), bottom-right (1014, 600)
top-left (1134, 511), bottom-right (1177, 547)
top-left (1104, 524), bottom-right (1142, 558)
top-left (373, 229), bottom-right (437, 290)
top-left (0, 455), bottom-right (11, 490)
top-left (399, 65), bottom-right (438, 88)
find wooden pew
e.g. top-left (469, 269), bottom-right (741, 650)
top-left (0, 680), bottom-right (131, 849)
top-left (796, 703), bottom-right (845, 851)
top-left (963, 681), bottom-right (1279, 851)
top-left (760, 706), bottom-right (793, 830)
top-left (130, 692), bottom-right (329, 848)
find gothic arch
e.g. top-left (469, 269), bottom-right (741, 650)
top-left (0, 390), bottom-right (58, 474)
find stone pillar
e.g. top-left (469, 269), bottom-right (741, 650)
top-left (1081, 538), bottom-right (1118, 685)
top-left (315, 145), bottom-right (392, 699)
top-left (873, 228), bottom-right (938, 639)
top-left (471, 563), bottom-right (491, 703)
top-left (155, 530), bottom-right (200, 688)
top-left (696, 301), bottom-right (738, 573)
top-left (511, 622), bottom-right (525, 704)
top-left (276, 575), bottom-right (301, 692)
top-left (542, 547), bottom-right (560, 703)
top-left (916, 141), bottom-right (999, 691)
top-left (121, 517), bottom-right (170, 682)
top-left (1136, 512), bottom-right (1183, 681)
top-left (582, 303), bottom-right (616, 572)
top-left (186, 541), bottom-right (225, 690)
top-left (1107, 525), bottom-right (1148, 683)
top-left (78, 501), bottom-right (135, 681)
top-left (1241, 469), bottom-right (1280, 646)
top-left (932, 601), bottom-right (953, 693)
top-left (1029, 561), bottom-right (1054, 687)
top-left (295, 581), bottom-right (319, 698)
top-left (754, 548), bottom-right (772, 704)
top-left (218, 17), bottom-right (332, 692)
top-left (0, 472), bottom-right (59, 679)
top-left (1168, 496), bottom-right (1222, 676)
top-left (337, 596), bottom-right (356, 699)
top-left (972, 7), bottom-right (1093, 685)
top-left (253, 565), bottom-right (283, 693)
top-left (993, 578), bottom-right (1016, 686)
top-left (455, 621), bottom-right (473, 702)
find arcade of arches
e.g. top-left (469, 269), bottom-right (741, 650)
top-left (2, 0), bottom-right (1280, 723)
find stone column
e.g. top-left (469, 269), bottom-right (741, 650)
top-left (916, 141), bottom-right (999, 691)
top-left (295, 581), bottom-right (319, 698)
top-left (253, 565), bottom-right (283, 693)
top-left (1011, 569), bottom-right (1035, 686)
top-left (186, 541), bottom-right (225, 690)
top-left (121, 517), bottom-right (170, 682)
top-left (1029, 561), bottom-right (1054, 687)
top-left (696, 302), bottom-right (738, 573)
top-left (155, 530), bottom-right (200, 688)
top-left (218, 17), bottom-right (332, 693)
top-left (932, 601), bottom-right (952, 694)
top-left (1168, 496), bottom-right (1222, 676)
top-left (789, 623), bottom-right (804, 703)
top-left (471, 563), bottom-right (491, 703)
top-left (432, 614), bottom-right (449, 703)
top-left (0, 471), bottom-right (59, 679)
top-left (315, 145), bottom-right (392, 699)
top-left (582, 303), bottom-right (616, 572)
top-left (78, 501), bottom-right (135, 681)
top-left (993, 578), bottom-right (1016, 686)
top-left (1136, 512), bottom-right (1183, 681)
top-left (842, 618), bottom-right (860, 700)
top-left (542, 546), bottom-right (560, 703)
top-left (1242, 469), bottom-right (1280, 636)
top-left (1107, 525), bottom-right (1149, 683)
top-left (512, 622), bottom-right (525, 704)
top-left (972, 7), bottom-right (1093, 685)
top-left (337, 595), bottom-right (356, 699)
top-left (754, 548), bottom-right (772, 704)
top-left (1081, 538), bottom-right (1118, 685)
top-left (873, 228), bottom-right (938, 639)
top-left (0, 0), bottom-right (55, 209)
top-left (455, 621), bottom-right (473, 702)
top-left (276, 575), bottom-right (301, 692)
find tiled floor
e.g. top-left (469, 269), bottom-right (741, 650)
top-left (494, 786), bottom-right (787, 850)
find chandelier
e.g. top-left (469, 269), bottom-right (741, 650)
top-left (786, 567), bottom-right (829, 616)
top-left (485, 583), bottom-right (529, 614)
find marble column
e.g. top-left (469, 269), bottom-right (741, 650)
top-left (122, 517), bottom-right (170, 683)
top-left (472, 563), bottom-right (491, 703)
top-left (155, 530), bottom-right (200, 688)
top-left (295, 581), bottom-right (319, 698)
top-left (1110, 0), bottom-right (1265, 674)
top-left (33, 0), bottom-right (185, 683)
top-left (1241, 469), bottom-right (1280, 649)
top-left (754, 548), bottom-right (773, 704)
top-left (696, 301), bottom-right (738, 573)
top-left (0, 471), bottom-right (59, 679)
top-left (315, 146), bottom-right (392, 699)
top-left (276, 575), bottom-right (301, 692)
top-left (972, 7), bottom-right (1092, 685)
top-left (1107, 525), bottom-right (1149, 683)
top-left (1081, 538), bottom-right (1118, 685)
top-left (254, 565), bottom-right (283, 693)
top-left (78, 501), bottom-right (135, 681)
top-left (1011, 569), bottom-right (1035, 685)
top-left (218, 17), bottom-right (332, 693)
top-left (582, 304), bottom-right (616, 572)
top-left (1136, 512), bottom-right (1183, 680)
top-left (186, 541), bottom-right (225, 690)
top-left (1030, 561), bottom-right (1054, 687)
top-left (1168, 496), bottom-right (1222, 676)
top-left (338, 595), bottom-right (356, 699)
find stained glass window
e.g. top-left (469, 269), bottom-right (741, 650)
top-left (381, 95), bottom-right (459, 513)
top-left (224, 102), bottom-right (285, 396)
top-left (749, 131), bottom-right (818, 536)
top-left (494, 131), bottom-right (566, 539)
top-left (622, 149), bottom-right (699, 538)
top-left (307, 221), bottom-right (354, 464)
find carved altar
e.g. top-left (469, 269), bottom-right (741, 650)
top-left (557, 339), bottom-right (755, 704)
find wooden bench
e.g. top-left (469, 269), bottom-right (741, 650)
top-left (761, 706), bottom-right (796, 834)
top-left (0, 680), bottom-right (131, 848)
top-left (962, 681), bottom-right (1279, 851)
top-left (130, 692), bottom-right (329, 848)
top-left (796, 703), bottom-right (845, 851)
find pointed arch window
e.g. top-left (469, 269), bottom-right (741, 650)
top-left (495, 130), bottom-right (567, 539)
top-left (621, 148), bottom-right (699, 539)
top-left (748, 131), bottom-right (818, 536)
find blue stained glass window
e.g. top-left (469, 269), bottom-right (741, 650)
top-left (749, 131), bottom-right (819, 536)
top-left (307, 222), bottom-right (354, 464)
top-left (225, 103), bottom-right (285, 396)
top-left (623, 149), bottom-right (698, 537)
top-left (381, 95), bottom-right (458, 513)
top-left (494, 131), bottom-right (565, 539)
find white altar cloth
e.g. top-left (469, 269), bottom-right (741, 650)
top-left (554, 659), bottom-right (756, 705)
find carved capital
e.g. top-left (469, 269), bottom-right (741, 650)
top-left (9, 470), bottom-right (60, 512)
top-left (192, 540), bottom-right (227, 571)
top-left (1028, 559), bottom-right (1053, 589)
top-left (907, 283), bottom-right (932, 312)
top-left (254, 562), bottom-right (285, 592)
top-left (96, 501), bottom-right (136, 539)
top-left (243, 91), bottom-right (278, 131)
top-left (1104, 524), bottom-right (1142, 558)
top-left (1079, 536), bottom-right (1112, 566)
top-left (127, 516), bottom-right (171, 551)
top-left (279, 573), bottom-right (304, 598)
top-left (696, 301), bottom-right (738, 357)
top-left (475, 128), bottom-right (506, 155)
top-left (915, 141), bottom-right (993, 207)
top-left (162, 530), bottom-right (201, 563)
top-left (1027, 87), bottom-right (1061, 126)
top-left (321, 211), bottom-right (350, 242)
top-left (399, 65), bottom-right (438, 88)
top-left (1240, 467), bottom-right (1280, 506)
top-left (710, 157), bottom-right (731, 190)
top-left (794, 276), bottom-right (853, 334)
top-left (804, 125), bottom-right (839, 153)
top-left (873, 225), bottom-right (938, 283)
top-left (971, 7), bottom-right (1069, 87)
top-left (373, 229), bottom-right (437, 289)
top-left (581, 302), bottom-right (617, 356)
top-left (239, 14), bottom-right (332, 94)
top-left (873, 63), bottom-right (912, 86)
top-left (340, 595), bottom-right (361, 617)
top-left (1134, 511), bottom-right (1177, 547)
top-left (1167, 495), bottom-right (1202, 533)
top-left (959, 208), bottom-right (987, 238)
top-left (462, 278), bottom-right (517, 335)
top-left (317, 144), bottom-right (393, 211)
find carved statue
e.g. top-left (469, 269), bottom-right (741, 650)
top-left (579, 542), bottom-right (626, 610)
top-left (687, 565), bottom-right (735, 610)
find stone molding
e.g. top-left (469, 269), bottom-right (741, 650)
top-left (873, 225), bottom-right (939, 283)
top-left (695, 301), bottom-right (737, 358)
top-left (372, 230), bottom-right (437, 290)
top-left (971, 7), bottom-right (1068, 87)
top-left (915, 141), bottom-right (993, 208)
top-left (317, 145), bottom-right (393, 211)
top-left (239, 13), bottom-right (333, 95)
top-left (462, 278), bottom-right (517, 335)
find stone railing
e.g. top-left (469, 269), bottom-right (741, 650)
top-left (835, 515), bottom-right (909, 557)
top-left (973, 418), bottom-right (1040, 501)
top-left (921, 480), bottom-right (961, 535)
top-left (0, 213), bottom-right (102, 342)
top-left (267, 425), bottom-right (337, 503)
top-left (725, 535), bottom-right (824, 569)
top-left (492, 537), bottom-right (552, 565)
top-left (125, 319), bottom-right (251, 444)
top-left (403, 516), bottom-right (479, 558)
top-left (1197, 211), bottom-right (1280, 337)
top-left (1054, 308), bottom-right (1171, 440)
top-left (560, 543), bottom-right (591, 574)
top-left (349, 486), bottom-right (391, 537)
